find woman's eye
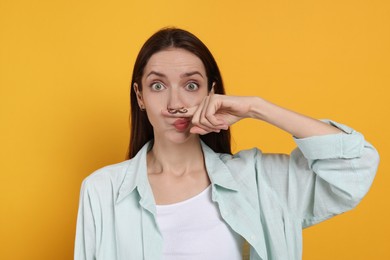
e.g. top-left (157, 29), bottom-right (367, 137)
top-left (150, 82), bottom-right (165, 91)
top-left (185, 82), bottom-right (199, 91)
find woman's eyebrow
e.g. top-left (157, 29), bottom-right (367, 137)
top-left (181, 71), bottom-right (204, 78)
top-left (146, 71), bottom-right (166, 78)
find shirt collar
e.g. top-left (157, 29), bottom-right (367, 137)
top-left (116, 141), bottom-right (152, 205)
top-left (200, 141), bottom-right (239, 192)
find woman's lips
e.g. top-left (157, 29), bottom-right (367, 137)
top-left (173, 118), bottom-right (190, 131)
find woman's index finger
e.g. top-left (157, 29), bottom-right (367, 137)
top-left (160, 106), bottom-right (198, 117)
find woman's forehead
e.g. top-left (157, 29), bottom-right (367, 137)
top-left (144, 48), bottom-right (206, 77)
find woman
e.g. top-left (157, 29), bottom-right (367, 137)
top-left (74, 28), bottom-right (379, 260)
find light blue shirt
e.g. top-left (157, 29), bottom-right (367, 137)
top-left (74, 120), bottom-right (379, 260)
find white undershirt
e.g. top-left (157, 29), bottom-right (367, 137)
top-left (156, 186), bottom-right (243, 260)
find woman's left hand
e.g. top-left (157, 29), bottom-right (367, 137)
top-left (162, 94), bottom-right (254, 135)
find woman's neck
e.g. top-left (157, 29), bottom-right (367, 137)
top-left (147, 136), bottom-right (205, 177)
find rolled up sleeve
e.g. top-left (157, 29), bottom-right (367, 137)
top-left (259, 120), bottom-right (379, 229)
top-left (291, 120), bottom-right (379, 227)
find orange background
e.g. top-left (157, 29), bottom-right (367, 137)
top-left (1, 0), bottom-right (389, 259)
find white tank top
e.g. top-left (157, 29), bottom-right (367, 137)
top-left (156, 186), bottom-right (243, 260)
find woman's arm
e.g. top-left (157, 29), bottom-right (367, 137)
top-left (247, 96), bottom-right (342, 138)
top-left (190, 94), bottom-right (379, 226)
top-left (162, 94), bottom-right (341, 136)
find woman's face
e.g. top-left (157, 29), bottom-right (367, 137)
top-left (135, 48), bottom-right (209, 143)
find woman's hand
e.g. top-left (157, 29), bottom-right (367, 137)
top-left (162, 94), bottom-right (255, 135)
top-left (190, 94), bottom-right (257, 134)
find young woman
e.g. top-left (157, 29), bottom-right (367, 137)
top-left (74, 28), bottom-right (379, 260)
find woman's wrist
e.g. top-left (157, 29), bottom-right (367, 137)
top-left (247, 96), bottom-right (272, 121)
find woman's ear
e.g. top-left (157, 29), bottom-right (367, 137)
top-left (133, 83), bottom-right (145, 110)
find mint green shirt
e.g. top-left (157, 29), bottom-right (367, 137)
top-left (74, 120), bottom-right (379, 260)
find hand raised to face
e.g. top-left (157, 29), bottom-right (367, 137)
top-left (162, 94), bottom-right (253, 135)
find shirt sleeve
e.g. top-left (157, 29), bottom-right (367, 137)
top-left (260, 120), bottom-right (379, 228)
top-left (74, 179), bottom-right (96, 260)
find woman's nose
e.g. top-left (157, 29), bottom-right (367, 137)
top-left (167, 87), bottom-right (185, 110)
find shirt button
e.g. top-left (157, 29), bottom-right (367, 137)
top-left (250, 235), bottom-right (256, 241)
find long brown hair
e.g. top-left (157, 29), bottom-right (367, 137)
top-left (128, 27), bottom-right (231, 158)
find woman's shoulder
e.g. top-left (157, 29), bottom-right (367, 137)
top-left (217, 147), bottom-right (290, 172)
top-left (81, 159), bottom-right (133, 190)
top-left (216, 148), bottom-right (263, 173)
top-left (219, 147), bottom-right (263, 163)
